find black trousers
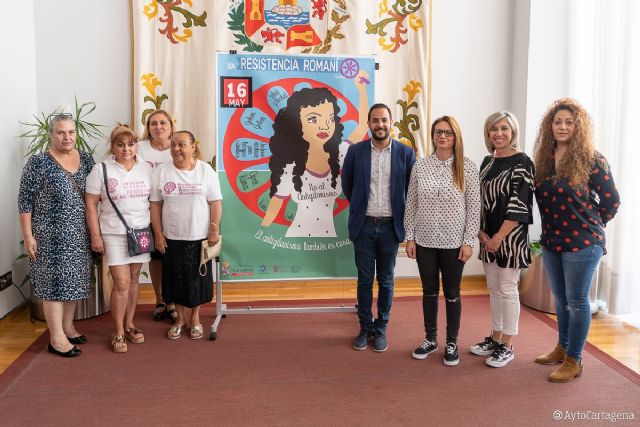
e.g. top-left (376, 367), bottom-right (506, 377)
top-left (415, 245), bottom-right (465, 342)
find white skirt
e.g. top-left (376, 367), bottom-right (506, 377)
top-left (102, 233), bottom-right (151, 266)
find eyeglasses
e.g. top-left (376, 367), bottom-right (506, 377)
top-left (49, 113), bottom-right (74, 127)
top-left (49, 113), bottom-right (74, 125)
top-left (434, 129), bottom-right (454, 137)
top-left (51, 113), bottom-right (73, 120)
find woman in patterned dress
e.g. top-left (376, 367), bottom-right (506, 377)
top-left (18, 114), bottom-right (95, 357)
top-left (404, 116), bottom-right (481, 367)
top-left (469, 111), bottom-right (534, 368)
top-left (533, 98), bottom-right (620, 382)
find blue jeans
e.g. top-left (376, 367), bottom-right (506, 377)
top-left (542, 245), bottom-right (603, 360)
top-left (353, 220), bottom-right (399, 332)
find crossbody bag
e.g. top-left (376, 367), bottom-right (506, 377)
top-left (101, 162), bottom-right (154, 257)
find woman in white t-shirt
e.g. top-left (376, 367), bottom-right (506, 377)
top-left (138, 109), bottom-right (176, 322)
top-left (86, 125), bottom-right (153, 353)
top-left (150, 131), bottom-right (222, 340)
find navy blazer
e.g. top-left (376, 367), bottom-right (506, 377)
top-left (341, 139), bottom-right (416, 242)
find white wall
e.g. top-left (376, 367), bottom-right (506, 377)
top-left (33, 0), bottom-right (131, 156)
top-left (427, 0), bottom-right (517, 275)
top-left (0, 0), bottom-right (38, 317)
top-left (0, 0), bottom-right (132, 317)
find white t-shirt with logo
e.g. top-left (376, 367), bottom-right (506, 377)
top-left (150, 160), bottom-right (223, 240)
top-left (86, 157), bottom-right (153, 234)
top-left (137, 139), bottom-right (172, 169)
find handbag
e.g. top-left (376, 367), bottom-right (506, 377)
top-left (101, 162), bottom-right (154, 257)
top-left (199, 236), bottom-right (222, 276)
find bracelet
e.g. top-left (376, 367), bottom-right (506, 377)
top-left (210, 222), bottom-right (218, 227)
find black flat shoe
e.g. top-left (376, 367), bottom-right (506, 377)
top-left (67, 335), bottom-right (88, 345)
top-left (48, 343), bottom-right (81, 357)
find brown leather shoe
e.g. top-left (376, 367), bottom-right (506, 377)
top-left (535, 344), bottom-right (566, 365)
top-left (549, 356), bottom-right (583, 382)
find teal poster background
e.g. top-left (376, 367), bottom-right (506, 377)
top-left (217, 52), bottom-right (375, 280)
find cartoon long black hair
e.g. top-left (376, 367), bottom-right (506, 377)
top-left (268, 87), bottom-right (344, 197)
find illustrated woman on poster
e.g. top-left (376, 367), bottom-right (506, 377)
top-left (261, 71), bottom-right (370, 237)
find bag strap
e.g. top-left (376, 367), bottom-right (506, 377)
top-left (47, 150), bottom-right (84, 199)
top-left (101, 162), bottom-right (132, 231)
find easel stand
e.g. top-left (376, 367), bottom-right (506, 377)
top-left (209, 258), bottom-right (357, 340)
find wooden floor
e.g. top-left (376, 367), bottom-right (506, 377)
top-left (1, 277), bottom-right (638, 375)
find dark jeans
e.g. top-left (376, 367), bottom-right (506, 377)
top-left (542, 245), bottom-right (603, 360)
top-left (415, 245), bottom-right (465, 342)
top-left (354, 219), bottom-right (399, 332)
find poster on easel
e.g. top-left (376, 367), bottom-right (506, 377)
top-left (216, 52), bottom-right (375, 280)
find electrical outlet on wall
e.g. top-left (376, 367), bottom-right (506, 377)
top-left (0, 271), bottom-right (12, 291)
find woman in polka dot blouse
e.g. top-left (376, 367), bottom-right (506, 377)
top-left (404, 116), bottom-right (481, 367)
top-left (533, 98), bottom-right (620, 382)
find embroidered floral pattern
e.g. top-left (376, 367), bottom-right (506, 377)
top-left (366, 0), bottom-right (423, 53)
top-left (394, 80), bottom-right (421, 152)
top-left (143, 0), bottom-right (207, 44)
top-left (140, 73), bottom-right (169, 126)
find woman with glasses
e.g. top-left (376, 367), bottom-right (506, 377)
top-left (138, 110), bottom-right (177, 323)
top-left (85, 124), bottom-right (153, 353)
top-left (469, 111), bottom-right (534, 368)
top-left (404, 116), bottom-right (481, 366)
top-left (18, 114), bottom-right (95, 357)
top-left (533, 98), bottom-right (620, 382)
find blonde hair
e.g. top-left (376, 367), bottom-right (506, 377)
top-left (483, 111), bottom-right (520, 153)
top-left (142, 109), bottom-right (175, 142)
top-left (108, 123), bottom-right (138, 153)
top-left (431, 116), bottom-right (465, 191)
top-left (533, 98), bottom-right (595, 187)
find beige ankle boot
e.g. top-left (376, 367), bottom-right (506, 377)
top-left (549, 356), bottom-right (583, 382)
top-left (535, 344), bottom-right (566, 365)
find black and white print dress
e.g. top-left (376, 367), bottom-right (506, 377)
top-left (478, 152), bottom-right (534, 269)
top-left (18, 151), bottom-right (95, 301)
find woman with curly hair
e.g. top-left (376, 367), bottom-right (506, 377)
top-left (261, 71), bottom-right (369, 237)
top-left (533, 98), bottom-right (620, 382)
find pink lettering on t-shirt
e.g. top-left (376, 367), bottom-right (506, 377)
top-left (177, 183), bottom-right (203, 195)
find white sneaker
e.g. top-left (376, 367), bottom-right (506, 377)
top-left (486, 343), bottom-right (515, 368)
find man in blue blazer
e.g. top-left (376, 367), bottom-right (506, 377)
top-left (341, 103), bottom-right (416, 352)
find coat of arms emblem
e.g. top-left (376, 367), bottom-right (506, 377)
top-left (244, 0), bottom-right (329, 50)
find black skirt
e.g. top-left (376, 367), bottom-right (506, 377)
top-left (162, 239), bottom-right (213, 308)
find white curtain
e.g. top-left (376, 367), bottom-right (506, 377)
top-left (131, 0), bottom-right (432, 161)
top-left (567, 0), bottom-right (640, 317)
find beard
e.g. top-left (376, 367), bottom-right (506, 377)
top-left (371, 127), bottom-right (389, 142)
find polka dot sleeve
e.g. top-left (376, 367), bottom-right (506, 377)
top-left (590, 152), bottom-right (620, 226)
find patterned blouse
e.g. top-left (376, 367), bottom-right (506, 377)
top-left (478, 152), bottom-right (535, 268)
top-left (404, 154), bottom-right (481, 249)
top-left (535, 152), bottom-right (620, 253)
